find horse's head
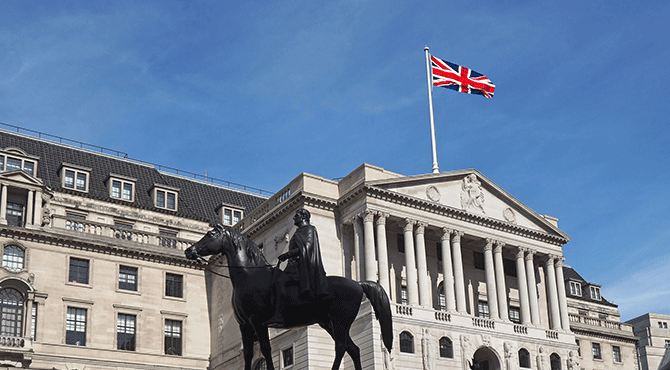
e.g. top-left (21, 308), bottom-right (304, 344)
top-left (185, 223), bottom-right (229, 263)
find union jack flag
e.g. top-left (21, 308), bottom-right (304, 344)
top-left (431, 55), bottom-right (495, 98)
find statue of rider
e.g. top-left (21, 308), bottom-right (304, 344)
top-left (265, 209), bottom-right (328, 326)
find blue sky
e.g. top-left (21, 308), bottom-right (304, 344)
top-left (1, 0), bottom-right (668, 320)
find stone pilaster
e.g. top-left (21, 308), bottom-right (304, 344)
top-left (515, 247), bottom-right (532, 325)
top-left (483, 239), bottom-right (499, 319)
top-left (554, 256), bottom-right (570, 330)
top-left (441, 228), bottom-right (456, 311)
top-left (375, 212), bottom-right (390, 295)
top-left (493, 241), bottom-right (508, 321)
top-left (525, 250), bottom-right (541, 325)
top-left (545, 255), bottom-right (562, 330)
top-left (452, 231), bottom-right (467, 313)
top-left (403, 219), bottom-right (419, 305)
top-left (414, 222), bottom-right (430, 307)
top-left (363, 210), bottom-right (377, 282)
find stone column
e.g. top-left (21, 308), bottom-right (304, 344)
top-left (483, 239), bottom-right (499, 319)
top-left (440, 228), bottom-right (456, 311)
top-left (375, 212), bottom-right (390, 295)
top-left (0, 183), bottom-right (7, 223)
top-left (403, 219), bottom-right (419, 305)
top-left (414, 222), bottom-right (430, 307)
top-left (23, 298), bottom-right (34, 337)
top-left (545, 255), bottom-right (562, 330)
top-left (353, 216), bottom-right (363, 281)
top-left (26, 190), bottom-right (34, 226)
top-left (493, 241), bottom-right (509, 321)
top-left (363, 210), bottom-right (377, 282)
top-left (515, 247), bottom-right (532, 325)
top-left (555, 257), bottom-right (570, 330)
top-left (525, 250), bottom-right (541, 325)
top-left (452, 231), bottom-right (467, 313)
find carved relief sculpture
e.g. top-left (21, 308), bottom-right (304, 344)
top-left (504, 341), bottom-right (518, 370)
top-left (537, 346), bottom-right (549, 370)
top-left (460, 174), bottom-right (485, 214)
top-left (567, 350), bottom-right (579, 370)
top-left (422, 328), bottom-right (434, 370)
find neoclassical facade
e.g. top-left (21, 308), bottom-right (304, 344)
top-left (627, 313), bottom-right (670, 370)
top-left (0, 128), bottom-right (267, 369)
top-left (208, 163), bottom-right (580, 370)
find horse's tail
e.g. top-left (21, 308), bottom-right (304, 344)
top-left (359, 281), bottom-right (393, 352)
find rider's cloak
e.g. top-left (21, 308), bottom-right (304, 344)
top-left (286, 224), bottom-right (329, 298)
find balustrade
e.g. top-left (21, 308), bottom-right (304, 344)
top-left (435, 311), bottom-right (451, 322)
top-left (514, 325), bottom-right (528, 335)
top-left (0, 335), bottom-right (27, 348)
top-left (546, 330), bottom-right (559, 340)
top-left (568, 313), bottom-right (623, 330)
top-left (395, 304), bottom-right (413, 316)
top-left (472, 317), bottom-right (495, 329)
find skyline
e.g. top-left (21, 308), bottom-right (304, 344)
top-left (1, 0), bottom-right (668, 320)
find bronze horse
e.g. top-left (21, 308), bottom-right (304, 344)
top-left (185, 224), bottom-right (393, 370)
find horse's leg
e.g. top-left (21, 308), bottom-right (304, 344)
top-left (252, 322), bottom-right (275, 370)
top-left (343, 335), bottom-right (362, 370)
top-left (240, 324), bottom-right (255, 370)
top-left (319, 322), bottom-right (347, 370)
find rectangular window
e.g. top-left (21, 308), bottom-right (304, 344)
top-left (23, 161), bottom-right (34, 175)
top-left (164, 319), bottom-right (182, 356)
top-left (659, 322), bottom-right (664, 328)
top-left (223, 209), bottom-right (232, 225)
top-left (397, 233), bottom-right (405, 253)
top-left (473, 251), bottom-right (484, 270)
top-left (119, 266), bottom-right (138, 291)
top-left (613, 345), bottom-right (621, 362)
top-left (233, 210), bottom-right (241, 224)
top-left (592, 342), bottom-right (602, 360)
top-left (503, 258), bottom-right (517, 277)
top-left (590, 286), bottom-right (601, 300)
top-left (68, 258), bottom-right (89, 284)
top-left (570, 281), bottom-right (582, 296)
top-left (6, 157), bottom-right (21, 171)
top-left (509, 306), bottom-right (521, 323)
top-left (64, 170), bottom-right (75, 188)
top-left (400, 285), bottom-right (408, 305)
top-left (477, 301), bottom-right (490, 319)
top-left (110, 179), bottom-right (134, 201)
top-left (31, 304), bottom-right (37, 339)
top-left (6, 202), bottom-right (24, 227)
top-left (160, 230), bottom-right (178, 248)
top-left (665, 340), bottom-right (670, 348)
top-left (166, 273), bottom-right (183, 298)
top-left (117, 314), bottom-right (136, 351)
top-left (155, 189), bottom-right (178, 210)
top-left (665, 323), bottom-right (669, 329)
top-left (282, 347), bottom-right (294, 367)
top-left (66, 307), bottom-right (87, 346)
top-left (63, 168), bottom-right (88, 192)
top-left (575, 339), bottom-right (581, 357)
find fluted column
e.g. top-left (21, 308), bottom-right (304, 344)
top-left (26, 190), bottom-right (34, 226)
top-left (525, 250), bottom-right (541, 325)
top-left (414, 222), bottom-right (430, 307)
top-left (493, 241), bottom-right (508, 321)
top-left (363, 210), bottom-right (377, 281)
top-left (440, 228), bottom-right (456, 311)
top-left (403, 219), bottom-right (419, 305)
top-left (452, 231), bottom-right (467, 313)
top-left (555, 257), bottom-right (570, 330)
top-left (483, 239), bottom-right (499, 319)
top-left (353, 216), bottom-right (363, 281)
top-left (0, 184), bottom-right (7, 223)
top-left (375, 212), bottom-right (390, 294)
top-left (545, 255), bottom-right (562, 330)
top-left (515, 247), bottom-right (532, 325)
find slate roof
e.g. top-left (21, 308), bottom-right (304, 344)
top-left (563, 265), bottom-right (618, 308)
top-left (0, 129), bottom-right (268, 222)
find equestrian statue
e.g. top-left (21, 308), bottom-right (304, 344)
top-left (185, 209), bottom-right (393, 370)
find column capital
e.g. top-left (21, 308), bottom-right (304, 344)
top-left (554, 256), bottom-right (565, 267)
top-left (441, 227), bottom-right (453, 241)
top-left (452, 230), bottom-right (464, 243)
top-left (524, 249), bottom-right (535, 261)
top-left (484, 239), bottom-right (494, 252)
top-left (415, 221), bottom-right (427, 234)
top-left (516, 247), bottom-right (527, 259)
top-left (494, 241), bottom-right (505, 254)
top-left (545, 255), bottom-right (556, 267)
top-left (375, 212), bottom-right (389, 226)
top-left (363, 209), bottom-right (376, 223)
top-left (404, 218), bottom-right (415, 232)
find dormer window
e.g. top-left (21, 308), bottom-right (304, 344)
top-left (216, 204), bottom-right (244, 226)
top-left (590, 286), bottom-right (601, 301)
top-left (107, 175), bottom-right (136, 202)
top-left (151, 185), bottom-right (179, 211)
top-left (0, 148), bottom-right (38, 176)
top-left (60, 164), bottom-right (90, 193)
top-left (569, 281), bottom-right (582, 296)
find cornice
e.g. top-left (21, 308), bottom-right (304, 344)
top-left (242, 190), bottom-right (337, 238)
top-left (570, 326), bottom-right (639, 344)
top-left (342, 184), bottom-right (568, 246)
top-left (0, 226), bottom-right (202, 269)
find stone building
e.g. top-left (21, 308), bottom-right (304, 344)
top-left (0, 128), bottom-right (267, 369)
top-left (562, 265), bottom-right (638, 370)
top-left (627, 313), bottom-right (670, 370)
top-left (208, 163), bottom-right (582, 370)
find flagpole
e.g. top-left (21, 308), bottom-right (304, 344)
top-left (424, 46), bottom-right (440, 173)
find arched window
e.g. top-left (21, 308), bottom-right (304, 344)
top-left (399, 331), bottom-right (414, 353)
top-left (0, 288), bottom-right (24, 337)
top-left (439, 337), bottom-right (453, 358)
top-left (437, 281), bottom-right (446, 311)
top-left (518, 348), bottom-right (531, 368)
top-left (2, 245), bottom-right (24, 271)
top-left (253, 358), bottom-right (267, 370)
top-left (550, 353), bottom-right (561, 370)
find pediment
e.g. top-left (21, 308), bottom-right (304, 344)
top-left (0, 170), bottom-right (44, 187)
top-left (367, 169), bottom-right (567, 239)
